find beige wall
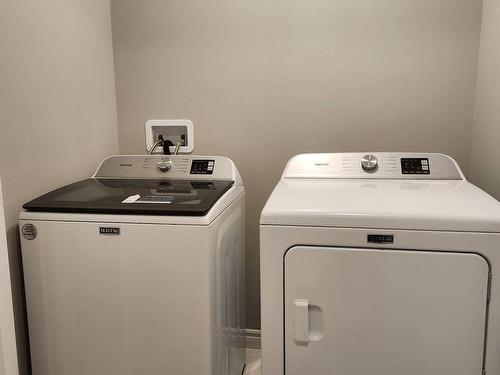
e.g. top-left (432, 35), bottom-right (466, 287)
top-left (470, 0), bottom-right (500, 198)
top-left (111, 0), bottom-right (483, 329)
top-left (0, 1), bottom-right (118, 373)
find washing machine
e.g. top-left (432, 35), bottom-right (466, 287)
top-left (19, 155), bottom-right (245, 375)
top-left (260, 152), bottom-right (500, 375)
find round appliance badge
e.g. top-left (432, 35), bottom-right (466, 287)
top-left (22, 224), bottom-right (37, 240)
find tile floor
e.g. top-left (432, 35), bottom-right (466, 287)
top-left (244, 349), bottom-right (261, 375)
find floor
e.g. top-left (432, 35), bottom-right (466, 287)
top-left (244, 349), bottom-right (261, 375)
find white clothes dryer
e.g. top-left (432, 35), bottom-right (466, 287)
top-left (261, 152), bottom-right (500, 375)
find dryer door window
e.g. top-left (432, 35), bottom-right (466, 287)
top-left (284, 247), bottom-right (489, 375)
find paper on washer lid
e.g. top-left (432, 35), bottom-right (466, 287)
top-left (122, 194), bottom-right (140, 203)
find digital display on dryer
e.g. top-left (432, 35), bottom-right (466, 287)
top-left (401, 158), bottom-right (430, 175)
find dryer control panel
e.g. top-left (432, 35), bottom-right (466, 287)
top-left (283, 153), bottom-right (464, 180)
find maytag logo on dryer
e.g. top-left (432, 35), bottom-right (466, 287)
top-left (367, 234), bottom-right (394, 244)
top-left (99, 227), bottom-right (121, 236)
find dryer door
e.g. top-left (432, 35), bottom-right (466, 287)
top-left (284, 247), bottom-right (489, 375)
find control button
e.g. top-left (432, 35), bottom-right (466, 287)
top-left (157, 158), bottom-right (173, 172)
top-left (361, 154), bottom-right (378, 171)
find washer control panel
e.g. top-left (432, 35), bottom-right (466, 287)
top-left (94, 155), bottom-right (237, 181)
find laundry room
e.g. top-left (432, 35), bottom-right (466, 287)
top-left (1, 1), bottom-right (500, 374)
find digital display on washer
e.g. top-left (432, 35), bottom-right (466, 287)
top-left (190, 160), bottom-right (215, 175)
top-left (401, 158), bottom-right (430, 175)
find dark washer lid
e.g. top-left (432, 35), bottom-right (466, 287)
top-left (23, 178), bottom-right (234, 216)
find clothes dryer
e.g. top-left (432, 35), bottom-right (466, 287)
top-left (261, 152), bottom-right (500, 375)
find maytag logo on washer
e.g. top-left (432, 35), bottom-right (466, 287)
top-left (367, 234), bottom-right (394, 244)
top-left (99, 227), bottom-right (120, 236)
top-left (22, 223), bottom-right (37, 240)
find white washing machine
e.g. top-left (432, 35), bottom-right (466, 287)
top-left (19, 155), bottom-right (245, 375)
top-left (260, 152), bottom-right (500, 375)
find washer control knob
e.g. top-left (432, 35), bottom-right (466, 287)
top-left (157, 158), bottom-right (173, 172)
top-left (361, 154), bottom-right (378, 171)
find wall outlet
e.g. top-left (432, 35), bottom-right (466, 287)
top-left (145, 119), bottom-right (194, 154)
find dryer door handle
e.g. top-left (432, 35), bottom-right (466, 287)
top-left (293, 299), bottom-right (310, 343)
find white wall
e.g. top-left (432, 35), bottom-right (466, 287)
top-left (0, 181), bottom-right (18, 375)
top-left (110, 0), bottom-right (483, 329)
top-left (470, 0), bottom-right (500, 198)
top-left (0, 1), bottom-right (118, 373)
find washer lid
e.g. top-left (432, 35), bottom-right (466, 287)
top-left (261, 179), bottom-right (500, 232)
top-left (23, 178), bottom-right (234, 216)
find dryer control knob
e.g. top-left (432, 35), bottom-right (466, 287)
top-left (361, 154), bottom-right (378, 171)
top-left (157, 159), bottom-right (173, 172)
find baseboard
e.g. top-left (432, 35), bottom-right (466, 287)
top-left (245, 329), bottom-right (261, 349)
